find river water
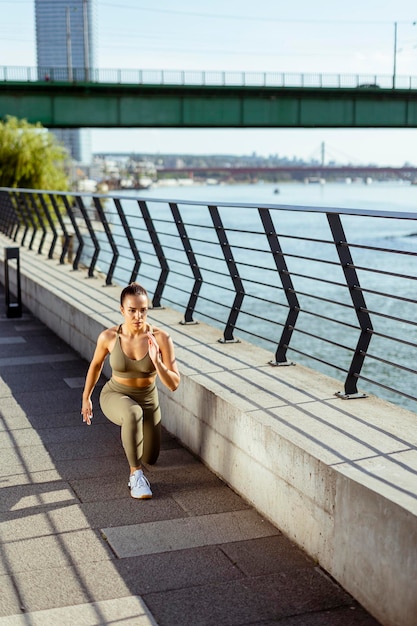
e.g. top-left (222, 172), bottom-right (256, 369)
top-left (102, 180), bottom-right (417, 412)
top-left (136, 178), bottom-right (417, 214)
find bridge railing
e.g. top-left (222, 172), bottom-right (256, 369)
top-left (1, 186), bottom-right (417, 413)
top-left (1, 66), bottom-right (417, 90)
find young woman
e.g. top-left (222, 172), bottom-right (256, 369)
top-left (81, 282), bottom-right (180, 499)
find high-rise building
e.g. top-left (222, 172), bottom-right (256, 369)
top-left (34, 0), bottom-right (97, 164)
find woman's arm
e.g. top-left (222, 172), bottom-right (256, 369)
top-left (148, 330), bottom-right (180, 392)
top-left (81, 330), bottom-right (111, 424)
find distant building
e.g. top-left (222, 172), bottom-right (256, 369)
top-left (34, 0), bottom-right (97, 164)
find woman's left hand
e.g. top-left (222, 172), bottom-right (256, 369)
top-left (147, 331), bottom-right (161, 364)
top-left (147, 330), bottom-right (180, 391)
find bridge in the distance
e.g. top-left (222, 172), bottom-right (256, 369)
top-left (2, 66), bottom-right (417, 128)
top-left (155, 165), bottom-right (417, 181)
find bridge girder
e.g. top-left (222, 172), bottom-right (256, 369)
top-left (1, 82), bottom-right (417, 128)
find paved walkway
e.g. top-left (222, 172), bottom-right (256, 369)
top-left (0, 284), bottom-right (381, 626)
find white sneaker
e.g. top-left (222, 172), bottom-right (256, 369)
top-left (128, 469), bottom-right (152, 499)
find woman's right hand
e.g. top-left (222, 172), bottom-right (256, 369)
top-left (81, 399), bottom-right (93, 426)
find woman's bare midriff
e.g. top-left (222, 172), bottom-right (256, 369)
top-left (112, 375), bottom-right (157, 388)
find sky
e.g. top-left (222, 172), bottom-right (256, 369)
top-left (1, 0), bottom-right (417, 165)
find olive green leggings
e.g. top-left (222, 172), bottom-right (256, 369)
top-left (100, 378), bottom-right (161, 466)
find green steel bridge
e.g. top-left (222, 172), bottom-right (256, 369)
top-left (1, 66), bottom-right (417, 128)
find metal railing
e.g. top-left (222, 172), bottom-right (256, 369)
top-left (1, 186), bottom-right (417, 413)
top-left (1, 66), bottom-right (417, 90)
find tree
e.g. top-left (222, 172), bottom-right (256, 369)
top-left (0, 115), bottom-right (69, 191)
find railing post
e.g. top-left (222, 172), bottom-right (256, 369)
top-left (18, 193), bottom-right (35, 249)
top-left (259, 207), bottom-right (299, 365)
top-left (28, 194), bottom-right (47, 255)
top-left (113, 198), bottom-right (141, 283)
top-left (48, 194), bottom-right (72, 264)
top-left (9, 194), bottom-right (23, 242)
top-left (170, 202), bottom-right (202, 324)
top-left (327, 212), bottom-right (373, 398)
top-left (0, 191), bottom-right (18, 238)
top-left (75, 195), bottom-right (100, 277)
top-left (61, 195), bottom-right (83, 269)
top-left (93, 196), bottom-right (119, 285)
top-left (37, 192), bottom-right (58, 258)
top-left (138, 200), bottom-right (169, 307)
top-left (209, 205), bottom-right (244, 343)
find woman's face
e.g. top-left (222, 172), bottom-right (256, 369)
top-left (121, 294), bottom-right (149, 330)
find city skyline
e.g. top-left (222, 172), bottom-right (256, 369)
top-left (1, 0), bottom-right (417, 165)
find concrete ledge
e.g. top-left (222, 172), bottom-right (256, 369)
top-left (1, 235), bottom-right (416, 626)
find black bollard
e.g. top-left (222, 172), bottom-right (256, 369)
top-left (4, 247), bottom-right (22, 318)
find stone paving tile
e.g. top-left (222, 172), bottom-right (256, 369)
top-left (6, 546), bottom-right (245, 612)
top-left (141, 568), bottom-right (358, 626)
top-left (48, 455), bottom-right (128, 481)
top-left (2, 388), bottom-right (92, 418)
top-left (0, 375), bottom-right (12, 392)
top-left (1, 323), bottom-right (64, 341)
top-left (0, 445), bottom-right (58, 475)
top-left (114, 545), bottom-right (244, 594)
top-left (0, 597), bottom-right (157, 626)
top-left (142, 577), bottom-right (282, 626)
top-left (144, 462), bottom-right (226, 496)
top-left (158, 430), bottom-right (183, 451)
top-left (146, 446), bottom-right (203, 468)
top-left (71, 474), bottom-right (141, 503)
top-left (32, 422), bottom-right (118, 445)
top-left (103, 509), bottom-right (279, 558)
top-left (45, 438), bottom-right (122, 462)
top-left (0, 411), bottom-right (32, 431)
top-left (0, 575), bottom-right (22, 616)
top-left (9, 561), bottom-right (133, 614)
top-left (257, 606), bottom-right (382, 626)
top-left (251, 567), bottom-right (355, 613)
top-left (0, 468), bottom-right (63, 487)
top-left (24, 407), bottom-right (108, 430)
top-left (0, 336), bottom-right (25, 345)
top-left (0, 339), bottom-right (75, 358)
top-left (0, 427), bottom-right (44, 450)
top-left (172, 483), bottom-right (252, 516)
top-left (9, 321), bottom-right (45, 331)
top-left (71, 469), bottom-right (207, 513)
top-left (0, 479), bottom-right (78, 513)
top-left (78, 497), bottom-right (188, 528)
top-left (1, 528), bottom-right (114, 576)
top-left (0, 354), bottom-right (79, 370)
top-left (0, 504), bottom-right (90, 541)
top-left (53, 359), bottom-right (94, 374)
top-left (221, 535), bottom-right (316, 576)
top-left (64, 375), bottom-right (90, 388)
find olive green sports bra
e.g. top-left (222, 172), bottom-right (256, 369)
top-left (109, 325), bottom-right (156, 379)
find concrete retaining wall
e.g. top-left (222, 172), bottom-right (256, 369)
top-left (1, 237), bottom-right (416, 626)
